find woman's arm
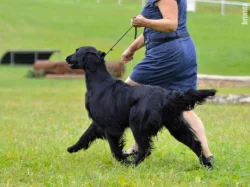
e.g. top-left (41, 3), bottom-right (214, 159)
top-left (127, 33), bottom-right (145, 52)
top-left (121, 34), bottom-right (144, 63)
top-left (132, 0), bottom-right (178, 33)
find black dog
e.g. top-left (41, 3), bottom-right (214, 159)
top-left (65, 46), bottom-right (216, 168)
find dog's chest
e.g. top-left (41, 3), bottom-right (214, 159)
top-left (86, 92), bottom-right (129, 126)
top-left (86, 93), bottom-right (111, 117)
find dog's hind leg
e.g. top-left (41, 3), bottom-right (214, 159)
top-left (164, 114), bottom-right (203, 159)
top-left (67, 121), bottom-right (105, 153)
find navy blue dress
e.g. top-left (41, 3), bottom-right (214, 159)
top-left (130, 0), bottom-right (197, 91)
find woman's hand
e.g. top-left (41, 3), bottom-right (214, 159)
top-left (122, 48), bottom-right (135, 63)
top-left (131, 15), bottom-right (148, 27)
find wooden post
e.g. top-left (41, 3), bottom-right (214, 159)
top-left (221, 0), bottom-right (225, 15)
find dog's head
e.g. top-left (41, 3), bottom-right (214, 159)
top-left (65, 46), bottom-right (106, 71)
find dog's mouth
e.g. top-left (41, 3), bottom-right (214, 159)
top-left (69, 63), bottom-right (80, 69)
top-left (68, 62), bottom-right (74, 68)
top-left (65, 55), bottom-right (80, 69)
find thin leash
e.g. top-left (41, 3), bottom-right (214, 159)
top-left (105, 26), bottom-right (137, 56)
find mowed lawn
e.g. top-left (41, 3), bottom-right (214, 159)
top-left (1, 0), bottom-right (250, 186)
top-left (1, 66), bottom-right (250, 186)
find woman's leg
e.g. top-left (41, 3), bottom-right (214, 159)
top-left (184, 111), bottom-right (215, 169)
top-left (125, 77), bottom-right (140, 86)
top-left (183, 110), bottom-right (212, 158)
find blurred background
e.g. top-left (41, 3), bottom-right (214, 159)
top-left (0, 0), bottom-right (249, 76)
top-left (1, 0), bottom-right (250, 186)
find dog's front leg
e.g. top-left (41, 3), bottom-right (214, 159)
top-left (67, 121), bottom-right (105, 153)
top-left (132, 141), bottom-right (152, 166)
top-left (105, 130), bottom-right (129, 164)
top-left (130, 130), bottom-right (152, 166)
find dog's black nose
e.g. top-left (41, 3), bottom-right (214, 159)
top-left (65, 55), bottom-right (72, 63)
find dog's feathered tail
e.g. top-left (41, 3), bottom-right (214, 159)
top-left (162, 89), bottom-right (216, 159)
top-left (164, 89), bottom-right (217, 113)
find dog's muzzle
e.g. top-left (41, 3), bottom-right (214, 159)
top-left (65, 55), bottom-right (80, 69)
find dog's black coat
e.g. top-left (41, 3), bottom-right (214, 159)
top-left (65, 46), bottom-right (216, 166)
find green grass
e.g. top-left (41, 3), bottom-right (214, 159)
top-left (1, 66), bottom-right (250, 187)
top-left (1, 0), bottom-right (250, 186)
top-left (0, 0), bottom-right (250, 75)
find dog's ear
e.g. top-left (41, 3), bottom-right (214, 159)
top-left (82, 53), bottom-right (99, 72)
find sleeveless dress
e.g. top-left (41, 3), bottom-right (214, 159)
top-left (130, 0), bottom-right (197, 91)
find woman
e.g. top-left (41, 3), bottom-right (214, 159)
top-left (122, 0), bottom-right (214, 168)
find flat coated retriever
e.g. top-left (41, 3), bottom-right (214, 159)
top-left (65, 46), bottom-right (216, 168)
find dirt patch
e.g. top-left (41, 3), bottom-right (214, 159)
top-left (27, 60), bottom-right (125, 78)
top-left (45, 74), bottom-right (85, 79)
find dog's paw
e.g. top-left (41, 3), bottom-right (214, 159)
top-left (122, 150), bottom-right (138, 158)
top-left (199, 154), bottom-right (215, 170)
top-left (67, 145), bottom-right (80, 153)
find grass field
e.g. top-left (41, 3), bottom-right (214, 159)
top-left (1, 0), bottom-right (250, 186)
top-left (1, 67), bottom-right (250, 186)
